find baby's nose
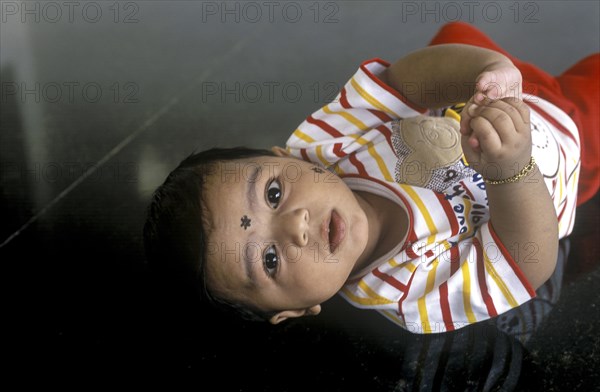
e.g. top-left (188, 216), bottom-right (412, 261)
top-left (282, 208), bottom-right (309, 247)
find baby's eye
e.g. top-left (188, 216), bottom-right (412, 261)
top-left (266, 178), bottom-right (282, 208)
top-left (263, 245), bottom-right (278, 276)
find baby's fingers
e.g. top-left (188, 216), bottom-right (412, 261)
top-left (475, 71), bottom-right (502, 102)
top-left (468, 116), bottom-right (502, 155)
top-left (476, 98), bottom-right (531, 138)
top-left (499, 97), bottom-right (531, 131)
top-left (460, 97), bottom-right (477, 135)
top-left (471, 105), bottom-right (517, 144)
top-left (461, 95), bottom-right (492, 134)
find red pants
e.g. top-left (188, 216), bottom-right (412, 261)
top-left (429, 22), bottom-right (599, 206)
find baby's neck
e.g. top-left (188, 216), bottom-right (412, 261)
top-left (351, 190), bottom-right (408, 274)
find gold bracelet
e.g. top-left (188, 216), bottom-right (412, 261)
top-left (483, 156), bottom-right (536, 185)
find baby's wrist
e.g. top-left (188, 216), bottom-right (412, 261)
top-left (482, 156), bottom-right (536, 185)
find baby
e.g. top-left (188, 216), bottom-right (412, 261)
top-left (143, 22), bottom-right (598, 333)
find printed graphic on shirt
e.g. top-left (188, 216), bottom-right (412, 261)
top-left (391, 115), bottom-right (473, 192)
top-left (530, 112), bottom-right (561, 178)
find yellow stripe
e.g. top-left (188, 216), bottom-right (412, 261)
top-left (458, 199), bottom-right (473, 241)
top-left (558, 170), bottom-right (563, 202)
top-left (571, 170), bottom-right (578, 193)
top-left (347, 133), bottom-right (368, 145)
top-left (483, 250), bottom-right (518, 307)
top-left (417, 261), bottom-right (439, 333)
top-left (461, 261), bottom-right (476, 323)
top-left (332, 164), bottom-right (344, 176)
top-left (322, 105), bottom-right (369, 133)
top-left (293, 129), bottom-right (315, 143)
top-left (388, 258), bottom-right (417, 273)
top-left (400, 185), bottom-right (437, 244)
top-left (367, 142), bottom-right (394, 182)
top-left (405, 261), bottom-right (417, 273)
top-left (557, 185), bottom-right (563, 235)
top-left (350, 77), bottom-right (400, 118)
top-left (444, 108), bottom-right (461, 123)
top-left (315, 145), bottom-right (330, 168)
top-left (440, 241), bottom-right (452, 252)
top-left (341, 279), bottom-right (396, 306)
top-left (358, 281), bottom-right (395, 303)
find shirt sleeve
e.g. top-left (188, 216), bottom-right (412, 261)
top-left (285, 58), bottom-right (429, 167)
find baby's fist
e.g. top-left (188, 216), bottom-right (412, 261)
top-left (461, 98), bottom-right (532, 181)
top-left (474, 62), bottom-right (522, 104)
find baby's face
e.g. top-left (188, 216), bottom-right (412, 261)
top-left (203, 154), bottom-right (370, 318)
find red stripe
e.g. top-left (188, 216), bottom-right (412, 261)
top-left (558, 143), bottom-right (568, 179)
top-left (405, 231), bottom-right (418, 251)
top-left (488, 222), bottom-right (537, 297)
top-left (565, 159), bottom-right (580, 185)
top-left (300, 148), bottom-right (310, 162)
top-left (527, 101), bottom-right (578, 145)
top-left (405, 245), bottom-right (419, 260)
top-left (439, 246), bottom-right (459, 331)
top-left (555, 144), bottom-right (580, 219)
top-left (474, 237), bottom-right (498, 317)
top-left (449, 245), bottom-right (461, 276)
top-left (332, 143), bottom-right (346, 158)
top-left (376, 124), bottom-right (394, 151)
top-left (306, 115), bottom-right (345, 138)
top-left (368, 108), bottom-right (394, 123)
top-left (557, 198), bottom-right (568, 222)
top-left (556, 145), bottom-right (568, 219)
top-left (342, 85), bottom-right (394, 124)
top-left (348, 153), bottom-right (368, 177)
top-left (550, 178), bottom-right (557, 200)
top-left (438, 282), bottom-right (454, 331)
top-left (435, 192), bottom-right (460, 237)
top-left (359, 58), bottom-right (428, 114)
top-left (397, 267), bottom-right (417, 319)
top-left (373, 268), bottom-right (407, 292)
top-left (559, 142), bottom-right (567, 160)
top-left (376, 124), bottom-right (392, 139)
top-left (339, 87), bottom-right (351, 109)
top-left (403, 231), bottom-right (419, 260)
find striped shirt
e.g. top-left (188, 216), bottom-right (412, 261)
top-left (285, 58), bottom-right (580, 333)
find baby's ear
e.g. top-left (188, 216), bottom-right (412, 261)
top-left (271, 146), bottom-right (290, 157)
top-left (269, 305), bottom-right (321, 324)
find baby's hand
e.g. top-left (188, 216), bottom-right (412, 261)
top-left (460, 62), bottom-right (522, 135)
top-left (473, 62), bottom-right (522, 103)
top-left (460, 98), bottom-right (532, 181)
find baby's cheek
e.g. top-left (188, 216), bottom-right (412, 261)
top-left (289, 257), bottom-right (325, 284)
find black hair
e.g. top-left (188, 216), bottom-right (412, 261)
top-left (143, 146), bottom-right (278, 322)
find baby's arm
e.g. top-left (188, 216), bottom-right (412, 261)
top-left (463, 98), bottom-right (558, 289)
top-left (381, 44), bottom-right (521, 109)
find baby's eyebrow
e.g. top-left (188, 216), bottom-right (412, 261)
top-left (245, 164), bottom-right (260, 212)
top-left (242, 164), bottom-right (261, 287)
top-left (243, 240), bottom-right (258, 287)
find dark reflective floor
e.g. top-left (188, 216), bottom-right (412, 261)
top-left (2, 1), bottom-right (599, 390)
